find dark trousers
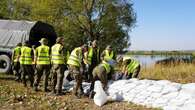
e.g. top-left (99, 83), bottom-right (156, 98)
top-left (51, 64), bottom-right (65, 93)
top-left (13, 62), bottom-right (21, 80)
top-left (33, 64), bottom-right (50, 91)
top-left (20, 64), bottom-right (34, 87)
top-left (86, 63), bottom-right (98, 82)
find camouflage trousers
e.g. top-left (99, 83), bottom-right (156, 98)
top-left (90, 65), bottom-right (108, 92)
top-left (51, 64), bottom-right (65, 94)
top-left (33, 64), bottom-right (50, 91)
top-left (20, 64), bottom-right (34, 87)
top-left (68, 65), bottom-right (83, 97)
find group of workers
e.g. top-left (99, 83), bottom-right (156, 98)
top-left (11, 37), bottom-right (141, 98)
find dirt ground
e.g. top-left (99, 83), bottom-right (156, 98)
top-left (0, 74), bottom-right (160, 110)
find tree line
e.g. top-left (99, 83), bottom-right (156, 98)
top-left (0, 0), bottom-right (136, 52)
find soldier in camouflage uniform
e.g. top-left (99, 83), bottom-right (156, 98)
top-left (67, 44), bottom-right (88, 98)
top-left (12, 42), bottom-right (22, 81)
top-left (51, 37), bottom-right (67, 95)
top-left (33, 38), bottom-right (50, 92)
top-left (20, 41), bottom-right (34, 87)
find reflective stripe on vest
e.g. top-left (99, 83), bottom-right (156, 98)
top-left (104, 50), bottom-right (114, 61)
top-left (36, 45), bottom-right (50, 64)
top-left (101, 61), bottom-right (111, 74)
top-left (20, 46), bottom-right (32, 65)
top-left (127, 59), bottom-right (139, 74)
top-left (67, 47), bottom-right (82, 67)
top-left (83, 52), bottom-right (89, 64)
top-left (13, 46), bottom-right (21, 62)
top-left (87, 47), bottom-right (93, 65)
top-left (87, 47), bottom-right (100, 65)
top-left (51, 44), bottom-right (64, 64)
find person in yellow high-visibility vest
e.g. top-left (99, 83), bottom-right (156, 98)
top-left (101, 45), bottom-right (116, 61)
top-left (33, 38), bottom-right (50, 92)
top-left (67, 44), bottom-right (88, 98)
top-left (83, 40), bottom-right (100, 81)
top-left (20, 41), bottom-right (34, 87)
top-left (51, 37), bottom-right (66, 95)
top-left (89, 59), bottom-right (116, 98)
top-left (12, 42), bottom-right (22, 81)
top-left (121, 56), bottom-right (140, 79)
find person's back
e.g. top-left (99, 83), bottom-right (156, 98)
top-left (36, 45), bottom-right (50, 64)
top-left (101, 45), bottom-right (116, 61)
top-left (12, 43), bottom-right (22, 81)
top-left (89, 60), bottom-right (112, 98)
top-left (33, 38), bottom-right (50, 92)
top-left (67, 44), bottom-right (88, 98)
top-left (20, 41), bottom-right (34, 87)
top-left (121, 58), bottom-right (140, 79)
top-left (51, 43), bottom-right (64, 65)
top-left (50, 37), bottom-right (66, 95)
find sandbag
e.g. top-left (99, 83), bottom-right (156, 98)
top-left (93, 81), bottom-right (108, 106)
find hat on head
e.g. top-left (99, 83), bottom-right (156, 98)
top-left (116, 55), bottom-right (123, 63)
top-left (17, 42), bottom-right (22, 46)
top-left (123, 56), bottom-right (131, 61)
top-left (82, 44), bottom-right (88, 48)
top-left (39, 38), bottom-right (48, 44)
top-left (56, 37), bottom-right (64, 43)
top-left (106, 45), bottom-right (111, 50)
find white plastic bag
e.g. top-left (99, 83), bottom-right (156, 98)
top-left (93, 81), bottom-right (108, 106)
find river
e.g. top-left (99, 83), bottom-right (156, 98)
top-left (123, 55), bottom-right (192, 68)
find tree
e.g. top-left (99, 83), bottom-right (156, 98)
top-left (0, 0), bottom-right (10, 18)
top-left (0, 0), bottom-right (136, 51)
top-left (63, 0), bottom-right (136, 51)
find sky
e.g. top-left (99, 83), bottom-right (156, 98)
top-left (130, 0), bottom-right (195, 51)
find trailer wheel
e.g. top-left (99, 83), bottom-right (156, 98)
top-left (0, 55), bottom-right (11, 73)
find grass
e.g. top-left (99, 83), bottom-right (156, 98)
top-left (0, 73), bottom-right (161, 110)
top-left (1, 63), bottom-right (194, 109)
top-left (140, 63), bottom-right (195, 83)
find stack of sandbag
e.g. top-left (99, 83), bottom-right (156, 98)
top-left (107, 79), bottom-right (195, 110)
top-left (63, 76), bottom-right (195, 110)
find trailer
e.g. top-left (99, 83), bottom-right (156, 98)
top-left (0, 19), bottom-right (57, 73)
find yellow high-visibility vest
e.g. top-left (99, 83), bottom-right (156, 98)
top-left (20, 46), bottom-right (32, 65)
top-left (13, 46), bottom-right (21, 62)
top-left (51, 44), bottom-right (64, 64)
top-left (104, 49), bottom-right (114, 61)
top-left (67, 47), bottom-right (82, 67)
top-left (36, 45), bottom-right (50, 64)
top-left (127, 59), bottom-right (139, 74)
top-left (101, 61), bottom-right (111, 74)
top-left (87, 47), bottom-right (100, 65)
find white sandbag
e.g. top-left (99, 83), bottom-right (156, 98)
top-left (156, 80), bottom-right (172, 86)
top-left (82, 82), bottom-right (91, 94)
top-left (162, 91), bottom-right (179, 100)
top-left (93, 81), bottom-right (108, 106)
top-left (161, 84), bottom-right (180, 95)
top-left (147, 84), bottom-right (163, 93)
top-left (183, 103), bottom-right (195, 110)
top-left (182, 83), bottom-right (195, 95)
top-left (110, 92), bottom-right (124, 101)
top-left (163, 106), bottom-right (180, 110)
top-left (63, 78), bottom-right (195, 110)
